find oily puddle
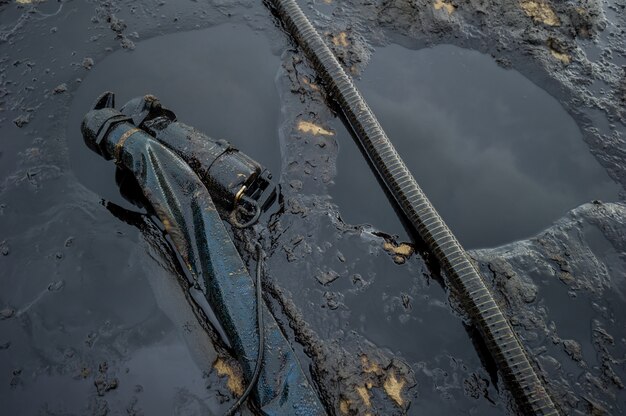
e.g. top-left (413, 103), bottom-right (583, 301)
top-left (68, 24), bottom-right (281, 210)
top-left (331, 44), bottom-right (620, 249)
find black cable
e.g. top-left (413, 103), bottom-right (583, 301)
top-left (230, 197), bottom-right (261, 229)
top-left (223, 242), bottom-right (265, 416)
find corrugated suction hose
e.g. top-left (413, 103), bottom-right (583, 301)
top-left (267, 0), bottom-right (560, 414)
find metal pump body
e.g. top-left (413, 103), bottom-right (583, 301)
top-left (83, 92), bottom-right (277, 214)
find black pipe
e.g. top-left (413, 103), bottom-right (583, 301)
top-left (267, 0), bottom-right (559, 414)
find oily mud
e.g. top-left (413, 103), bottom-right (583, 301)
top-left (1, 0), bottom-right (625, 415)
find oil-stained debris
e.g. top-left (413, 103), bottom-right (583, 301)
top-left (463, 373), bottom-right (492, 401)
top-left (0, 307), bottom-right (15, 319)
top-left (317, 269), bottom-right (340, 285)
top-left (335, 354), bottom-right (412, 413)
top-left (213, 357), bottom-right (244, 396)
top-left (323, 26), bottom-right (371, 75)
top-left (519, 0), bottom-right (560, 26)
top-left (82, 57), bottom-right (94, 70)
top-left (12, 113), bottom-right (30, 127)
top-left (332, 31), bottom-right (350, 47)
top-left (52, 83), bottom-right (67, 94)
top-left (562, 339), bottom-right (583, 362)
top-left (433, 0), bottom-right (455, 14)
top-left (384, 372), bottom-right (406, 406)
top-left (382, 239), bottom-right (415, 264)
top-left (323, 290), bottom-right (343, 309)
top-left (297, 120), bottom-right (334, 136)
top-left (592, 319), bottom-right (624, 389)
top-left (300, 76), bottom-right (320, 92)
top-left (9, 368), bottom-right (21, 388)
top-left (549, 47), bottom-right (570, 64)
top-left (0, 240), bottom-right (9, 256)
top-left (92, 4), bottom-right (136, 50)
top-left (567, 6), bottom-right (600, 39)
top-left (547, 37), bottom-right (570, 64)
top-left (94, 362), bottom-right (119, 396)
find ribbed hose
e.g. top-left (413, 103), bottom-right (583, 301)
top-left (268, 0), bottom-right (559, 414)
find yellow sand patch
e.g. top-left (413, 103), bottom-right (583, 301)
top-left (301, 77), bottom-right (320, 92)
top-left (520, 0), bottom-right (560, 26)
top-left (297, 120), bottom-right (334, 136)
top-left (356, 384), bottom-right (372, 407)
top-left (214, 358), bottom-right (244, 396)
top-left (434, 0), bottom-right (455, 14)
top-left (383, 241), bottom-right (414, 257)
top-left (332, 32), bottom-right (350, 48)
top-left (384, 372), bottom-right (406, 407)
top-left (361, 355), bottom-right (381, 374)
top-left (339, 399), bottom-right (351, 414)
top-left (550, 49), bottom-right (570, 64)
top-left (359, 354), bottom-right (409, 408)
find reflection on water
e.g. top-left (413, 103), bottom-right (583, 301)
top-left (332, 44), bottom-right (620, 248)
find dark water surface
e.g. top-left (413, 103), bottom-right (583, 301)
top-left (332, 44), bottom-right (620, 248)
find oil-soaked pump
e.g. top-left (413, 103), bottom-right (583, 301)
top-left (81, 92), bottom-right (325, 415)
top-left (84, 92), bottom-right (277, 225)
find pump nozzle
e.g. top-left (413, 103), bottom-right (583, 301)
top-left (81, 92), bottom-right (133, 159)
top-left (93, 91), bottom-right (115, 110)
